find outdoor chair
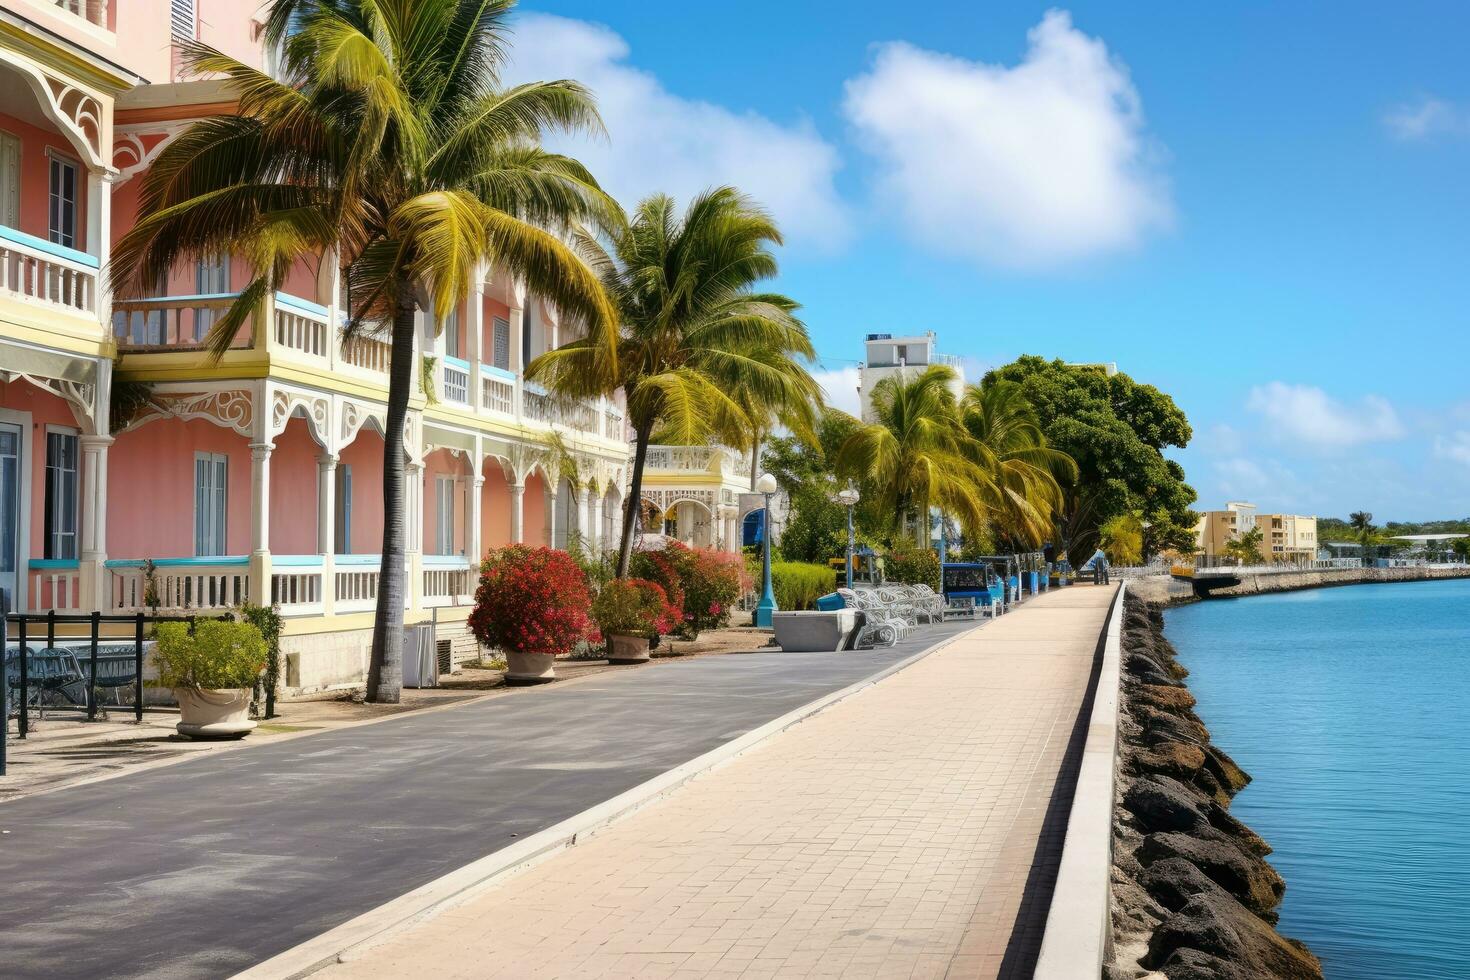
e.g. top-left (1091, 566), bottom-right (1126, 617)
top-left (911, 584), bottom-right (947, 621)
top-left (876, 587), bottom-right (924, 628)
top-left (836, 588), bottom-right (907, 646)
top-left (85, 645), bottom-right (142, 706)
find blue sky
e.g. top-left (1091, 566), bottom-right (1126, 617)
top-left (510, 2), bottom-right (1470, 521)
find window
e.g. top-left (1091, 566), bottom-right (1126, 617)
top-left (0, 131), bottom-right (18, 229)
top-left (171, 0), bottom-right (196, 41)
top-left (434, 476), bottom-right (456, 555)
top-left (492, 316), bottom-right (510, 370)
top-left (443, 309), bottom-right (461, 359)
top-left (44, 430), bottom-right (78, 560)
top-left (334, 464), bottom-right (352, 554)
top-left (521, 305), bottom-right (533, 369)
top-left (48, 155), bottom-right (78, 249)
top-left (194, 255), bottom-right (229, 339)
top-left (194, 453), bottom-right (228, 556)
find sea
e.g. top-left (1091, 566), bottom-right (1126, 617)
top-left (1164, 578), bottom-right (1470, 980)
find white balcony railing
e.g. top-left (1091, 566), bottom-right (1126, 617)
top-left (271, 556), bottom-right (325, 615)
top-left (106, 558), bottom-right (251, 612)
top-left (480, 364), bottom-right (515, 415)
top-left (334, 556), bottom-right (381, 613)
top-left (0, 225), bottom-right (99, 318)
top-left (273, 295), bottom-right (331, 361)
top-left (28, 560), bottom-right (82, 613)
top-left (422, 556), bottom-right (473, 608)
top-left (113, 294), bottom-right (253, 350)
top-left (441, 356), bottom-right (470, 404)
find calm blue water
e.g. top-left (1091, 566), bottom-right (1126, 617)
top-left (1165, 580), bottom-right (1470, 980)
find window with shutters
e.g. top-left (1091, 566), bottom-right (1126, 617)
top-left (444, 308), bottom-right (460, 358)
top-left (171, 0), bottom-right (196, 41)
top-left (194, 452), bottom-right (228, 556)
top-left (434, 476), bottom-right (456, 555)
top-left (0, 131), bottom-right (19, 229)
top-left (492, 316), bottom-right (510, 370)
top-left (48, 155), bottom-right (78, 249)
top-left (44, 430), bottom-right (78, 560)
top-left (334, 464), bottom-right (352, 554)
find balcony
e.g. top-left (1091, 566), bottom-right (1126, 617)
top-left (52, 0), bottom-right (110, 29)
top-left (0, 224), bottom-right (100, 319)
top-left (644, 445), bottom-right (751, 477)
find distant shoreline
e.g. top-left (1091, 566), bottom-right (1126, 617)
top-left (1127, 565), bottom-right (1470, 606)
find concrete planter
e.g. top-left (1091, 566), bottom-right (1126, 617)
top-left (504, 650), bottom-right (557, 686)
top-left (772, 610), bottom-right (859, 652)
top-left (174, 687), bottom-right (256, 739)
top-left (607, 633), bottom-right (651, 665)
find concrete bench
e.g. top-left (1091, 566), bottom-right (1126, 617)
top-left (772, 610), bottom-right (860, 652)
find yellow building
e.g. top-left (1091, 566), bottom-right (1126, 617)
top-left (1257, 514), bottom-right (1317, 561)
top-left (1194, 502), bottom-right (1257, 558)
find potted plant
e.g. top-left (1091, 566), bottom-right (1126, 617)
top-left (468, 545), bottom-right (593, 685)
top-left (593, 578), bottom-right (680, 664)
top-left (153, 620), bottom-right (268, 739)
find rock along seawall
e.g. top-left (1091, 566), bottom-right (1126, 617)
top-left (1107, 596), bottom-right (1324, 980)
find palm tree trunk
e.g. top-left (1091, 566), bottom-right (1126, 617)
top-left (749, 431), bottom-right (762, 491)
top-left (366, 293), bottom-right (416, 703)
top-left (617, 422), bottom-right (653, 577)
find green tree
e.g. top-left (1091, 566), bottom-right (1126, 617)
top-left (983, 356), bottom-right (1196, 562)
top-left (959, 380), bottom-right (1076, 548)
top-left (111, 0), bottom-right (619, 702)
top-left (1224, 525), bottom-right (1265, 564)
top-left (763, 410), bottom-right (866, 563)
top-left (1099, 513), bottom-right (1143, 566)
top-left (1451, 537), bottom-right (1470, 563)
top-left (529, 189), bottom-right (821, 575)
top-left (1349, 510), bottom-right (1376, 560)
top-left (835, 366), bottom-right (990, 547)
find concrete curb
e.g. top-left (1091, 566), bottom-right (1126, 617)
top-left (231, 626), bottom-right (978, 980)
top-left (1033, 581), bottom-right (1126, 979)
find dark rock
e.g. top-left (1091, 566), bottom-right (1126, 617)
top-left (1207, 806), bottom-right (1271, 857)
top-left (1124, 775), bottom-right (1212, 834)
top-left (1135, 705), bottom-right (1210, 746)
top-left (1147, 892), bottom-right (1323, 979)
top-left (1139, 832), bottom-right (1285, 916)
top-left (1203, 745), bottom-right (1251, 795)
top-left (1158, 948), bottom-right (1256, 980)
top-left (1141, 856), bottom-right (1231, 912)
top-left (1134, 741), bottom-right (1207, 781)
top-left (1190, 765), bottom-right (1233, 807)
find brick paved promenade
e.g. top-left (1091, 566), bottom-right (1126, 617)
top-left (321, 585), bottom-right (1117, 980)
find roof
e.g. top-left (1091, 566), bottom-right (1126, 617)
top-left (1390, 533), bottom-right (1469, 541)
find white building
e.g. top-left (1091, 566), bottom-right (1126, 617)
top-left (857, 333), bottom-right (965, 422)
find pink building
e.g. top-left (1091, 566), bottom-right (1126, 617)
top-left (0, 0), bottom-right (631, 691)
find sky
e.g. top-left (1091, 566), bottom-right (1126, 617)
top-left (506, 1), bottom-right (1470, 522)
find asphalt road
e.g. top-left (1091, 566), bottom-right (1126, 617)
top-left (0, 624), bottom-right (972, 980)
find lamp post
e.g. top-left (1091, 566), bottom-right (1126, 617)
top-left (836, 487), bottom-right (860, 588)
top-left (754, 472), bottom-right (779, 627)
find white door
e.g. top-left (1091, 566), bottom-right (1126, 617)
top-left (0, 423), bottom-right (21, 612)
top-left (194, 453), bottom-right (228, 556)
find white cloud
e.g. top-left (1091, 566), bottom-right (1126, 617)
top-left (813, 366), bottom-right (863, 417)
top-left (504, 14), bottom-right (850, 248)
top-left (841, 10), bottom-right (1171, 269)
top-left (1245, 382), bottom-right (1404, 449)
top-left (1433, 431), bottom-right (1470, 466)
top-left (1383, 96), bottom-right (1467, 141)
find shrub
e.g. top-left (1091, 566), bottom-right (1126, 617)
top-left (630, 542), bottom-right (747, 637)
top-left (154, 620), bottom-right (268, 691)
top-left (771, 561), bottom-right (839, 610)
top-left (468, 545), bottom-right (593, 655)
top-left (592, 578), bottom-right (681, 637)
top-left (887, 548), bottom-right (941, 588)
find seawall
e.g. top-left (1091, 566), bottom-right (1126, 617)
top-left (1128, 564), bottom-right (1470, 605)
top-left (1106, 596), bottom-right (1324, 980)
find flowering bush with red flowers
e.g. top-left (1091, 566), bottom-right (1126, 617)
top-left (592, 578), bottom-right (681, 637)
top-left (630, 542), bottom-right (747, 637)
top-left (468, 545), bottom-right (593, 655)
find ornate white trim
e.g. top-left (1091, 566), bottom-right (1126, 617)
top-left (338, 397), bottom-right (386, 449)
top-left (112, 125), bottom-right (188, 186)
top-left (123, 389), bottom-right (255, 438)
top-left (270, 389), bottom-right (330, 447)
top-left (0, 370), bottom-right (96, 433)
top-left (0, 49), bottom-right (108, 169)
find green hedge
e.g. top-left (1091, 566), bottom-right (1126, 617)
top-left (886, 549), bottom-right (941, 589)
top-left (771, 561), bottom-right (839, 610)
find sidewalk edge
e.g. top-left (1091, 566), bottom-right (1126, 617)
top-left (232, 627), bottom-right (977, 980)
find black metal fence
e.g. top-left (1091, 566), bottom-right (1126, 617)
top-left (3, 607), bottom-right (218, 777)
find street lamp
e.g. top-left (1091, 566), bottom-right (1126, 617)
top-left (836, 487), bottom-right (860, 588)
top-left (754, 472), bottom-right (779, 627)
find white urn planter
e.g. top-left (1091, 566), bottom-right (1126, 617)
top-left (174, 687), bottom-right (256, 739)
top-left (504, 650), bottom-right (557, 686)
top-left (607, 634), bottom-right (651, 665)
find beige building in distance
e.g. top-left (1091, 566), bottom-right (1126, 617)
top-left (1195, 502), bottom-right (1258, 558)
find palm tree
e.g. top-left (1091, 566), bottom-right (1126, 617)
top-left (1225, 524), bottom-right (1265, 565)
top-left (960, 380), bottom-right (1076, 547)
top-left (529, 188), bottom-right (821, 575)
top-left (1349, 510), bottom-right (1376, 561)
top-left (835, 365), bottom-right (989, 548)
top-left (111, 0), bottom-right (619, 702)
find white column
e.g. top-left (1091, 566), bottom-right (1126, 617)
top-left (78, 433), bottom-right (112, 609)
top-left (405, 460), bottom-right (424, 611)
top-left (467, 276), bottom-right (485, 412)
top-left (248, 441), bottom-right (273, 606)
top-left (588, 493), bottom-right (603, 554)
top-left (546, 483), bottom-right (560, 549)
top-left (317, 454), bottom-right (337, 554)
top-left (85, 169), bottom-right (112, 326)
top-left (508, 307), bottom-right (525, 419)
top-left (509, 482), bottom-right (525, 544)
top-left (468, 475), bottom-right (484, 562)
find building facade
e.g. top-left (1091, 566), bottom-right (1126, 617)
top-left (0, 0), bottom-right (630, 691)
top-left (1194, 501), bottom-right (1258, 558)
top-left (856, 332), bottom-right (964, 422)
top-left (1195, 502), bottom-right (1316, 562)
